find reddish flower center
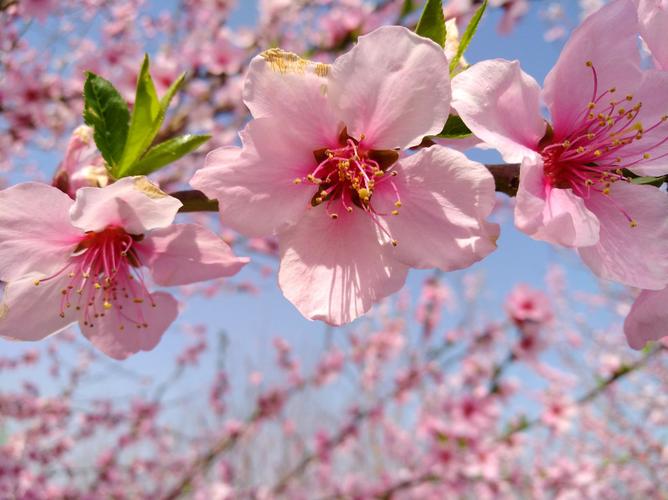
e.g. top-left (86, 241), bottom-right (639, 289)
top-left (541, 61), bottom-right (668, 228)
top-left (34, 225), bottom-right (154, 330)
top-left (294, 127), bottom-right (403, 244)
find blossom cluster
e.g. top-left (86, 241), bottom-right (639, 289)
top-left (0, 273), bottom-right (666, 498)
top-left (0, 0), bottom-right (666, 357)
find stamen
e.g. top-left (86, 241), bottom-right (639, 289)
top-left (540, 61), bottom-right (668, 229)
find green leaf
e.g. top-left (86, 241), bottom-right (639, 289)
top-left (400, 0), bottom-right (415, 18)
top-left (160, 72), bottom-right (186, 112)
top-left (125, 134), bottom-right (210, 176)
top-left (435, 115), bottom-right (472, 139)
top-left (630, 175), bottom-right (666, 187)
top-left (641, 342), bottom-right (655, 355)
top-left (117, 54), bottom-right (161, 176)
top-left (83, 72), bottom-right (130, 169)
top-left (450, 0), bottom-right (487, 74)
top-left (415, 0), bottom-right (446, 48)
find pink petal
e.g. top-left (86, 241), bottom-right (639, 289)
top-left (81, 291), bottom-right (178, 360)
top-left (243, 49), bottom-right (340, 147)
top-left (451, 59), bottom-right (545, 162)
top-left (543, 0), bottom-right (641, 135)
top-left (637, 0), bottom-right (668, 70)
top-left (278, 208), bottom-right (409, 325)
top-left (578, 182), bottom-right (668, 289)
top-left (515, 158), bottom-right (600, 247)
top-left (70, 177), bottom-right (182, 234)
top-left (0, 275), bottom-right (77, 341)
top-left (624, 287), bottom-right (668, 349)
top-left (0, 183), bottom-right (80, 281)
top-left (328, 26), bottom-right (451, 149)
top-left (615, 70), bottom-right (668, 177)
top-left (190, 119), bottom-right (316, 237)
top-left (141, 224), bottom-right (249, 286)
top-left (373, 146), bottom-right (499, 270)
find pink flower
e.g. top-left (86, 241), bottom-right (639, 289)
top-left (0, 177), bottom-right (247, 359)
top-left (52, 126), bottom-right (110, 198)
top-left (505, 284), bottom-right (553, 326)
top-left (191, 26), bottom-right (499, 325)
top-left (452, 0), bottom-right (668, 290)
top-left (624, 286), bottom-right (668, 349)
top-left (19, 0), bottom-right (57, 22)
top-left (540, 391), bottom-right (576, 434)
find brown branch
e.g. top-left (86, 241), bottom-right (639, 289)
top-left (0, 0), bottom-right (17, 12)
top-left (161, 410), bottom-right (261, 500)
top-left (486, 163), bottom-right (521, 197)
top-left (170, 163), bottom-right (522, 213)
top-left (171, 190), bottom-right (218, 213)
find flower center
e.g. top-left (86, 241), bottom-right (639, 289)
top-left (294, 127), bottom-right (403, 244)
top-left (540, 61), bottom-right (668, 228)
top-left (34, 225), bottom-right (154, 330)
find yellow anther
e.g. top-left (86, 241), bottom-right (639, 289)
top-left (643, 153), bottom-right (651, 159)
top-left (625, 95), bottom-right (633, 101)
top-left (603, 187), bottom-right (611, 195)
top-left (394, 201), bottom-right (402, 208)
top-left (577, 146), bottom-right (585, 154)
top-left (346, 207), bottom-right (353, 213)
top-left (587, 133), bottom-right (595, 140)
top-left (391, 210), bottom-right (399, 216)
top-left (587, 102), bottom-right (596, 109)
top-left (562, 140), bottom-right (571, 148)
top-left (293, 178), bottom-right (302, 184)
top-left (585, 60), bottom-right (593, 67)
top-left (374, 170), bottom-right (384, 177)
top-left (618, 108), bottom-right (626, 115)
top-left (609, 87), bottom-right (616, 93)
top-left (594, 150), bottom-right (602, 157)
top-left (588, 113), bottom-right (595, 120)
top-left (33, 279), bottom-right (40, 286)
top-left (630, 219), bottom-right (638, 228)
top-left (585, 179), bottom-right (594, 186)
top-left (133, 298), bottom-right (144, 304)
top-left (357, 188), bottom-right (371, 201)
top-left (103, 301), bottom-right (113, 310)
top-left (391, 240), bottom-right (398, 247)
